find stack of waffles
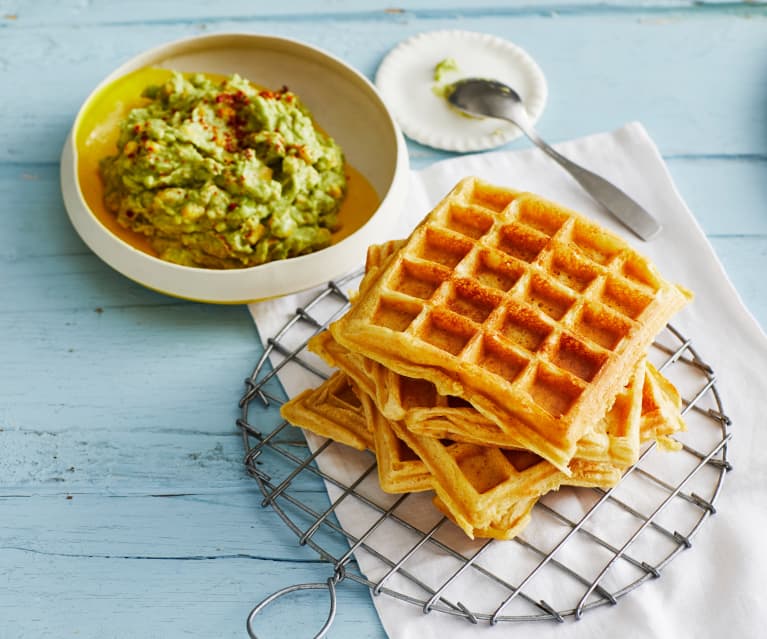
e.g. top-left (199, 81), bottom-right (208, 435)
top-left (281, 177), bottom-right (692, 540)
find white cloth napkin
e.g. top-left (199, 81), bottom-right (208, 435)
top-left (248, 122), bottom-right (767, 638)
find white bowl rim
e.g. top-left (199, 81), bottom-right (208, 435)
top-left (61, 32), bottom-right (410, 304)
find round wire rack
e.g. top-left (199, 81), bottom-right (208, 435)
top-left (238, 270), bottom-right (731, 636)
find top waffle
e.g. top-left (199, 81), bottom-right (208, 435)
top-left (331, 177), bottom-right (691, 471)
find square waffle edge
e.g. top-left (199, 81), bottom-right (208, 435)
top-left (281, 372), bottom-right (433, 493)
top-left (280, 371), bottom-right (374, 451)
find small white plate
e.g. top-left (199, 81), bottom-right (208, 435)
top-left (61, 33), bottom-right (409, 304)
top-left (375, 30), bottom-right (547, 153)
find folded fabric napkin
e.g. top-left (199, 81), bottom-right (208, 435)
top-left (249, 122), bottom-right (767, 638)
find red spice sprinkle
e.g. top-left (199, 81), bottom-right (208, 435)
top-left (227, 202), bottom-right (238, 211)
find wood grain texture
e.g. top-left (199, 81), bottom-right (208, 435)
top-left (1, 2), bottom-right (765, 637)
top-left (1, 1), bottom-right (764, 26)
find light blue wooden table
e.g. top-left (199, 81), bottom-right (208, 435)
top-left (2, 2), bottom-right (765, 637)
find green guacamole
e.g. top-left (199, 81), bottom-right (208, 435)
top-left (433, 57), bottom-right (460, 83)
top-left (99, 72), bottom-right (347, 269)
top-left (431, 57), bottom-right (462, 100)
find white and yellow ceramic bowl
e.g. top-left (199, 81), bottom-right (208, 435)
top-left (60, 33), bottom-right (409, 303)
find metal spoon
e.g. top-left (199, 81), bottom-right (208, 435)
top-left (447, 78), bottom-right (662, 241)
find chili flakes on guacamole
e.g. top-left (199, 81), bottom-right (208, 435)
top-left (99, 72), bottom-right (347, 269)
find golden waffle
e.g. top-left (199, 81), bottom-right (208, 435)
top-left (384, 414), bottom-right (622, 537)
top-left (311, 328), bottom-right (645, 469)
top-left (282, 371), bottom-right (541, 538)
top-left (280, 371), bottom-right (374, 451)
top-left (352, 376), bottom-right (623, 539)
top-left (406, 360), bottom-right (653, 465)
top-left (281, 371), bottom-right (433, 493)
top-left (385, 357), bottom-right (645, 468)
top-left (283, 355), bottom-right (660, 539)
top-left (331, 177), bottom-right (691, 471)
top-left (357, 238), bottom-right (677, 462)
top-left (281, 360), bottom-right (628, 538)
top-left (297, 330), bottom-right (686, 540)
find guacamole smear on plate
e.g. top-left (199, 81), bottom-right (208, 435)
top-left (99, 72), bottom-right (347, 269)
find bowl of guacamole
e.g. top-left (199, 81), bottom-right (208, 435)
top-left (100, 72), bottom-right (348, 269)
top-left (62, 33), bottom-right (409, 302)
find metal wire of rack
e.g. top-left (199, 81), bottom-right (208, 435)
top-left (238, 270), bottom-right (731, 637)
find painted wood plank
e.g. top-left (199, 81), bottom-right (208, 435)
top-left (0, 11), bottom-right (765, 165)
top-left (708, 235), bottom-right (767, 329)
top-left (1, 549), bottom-right (387, 638)
top-left (1, 1), bottom-right (763, 26)
top-left (0, 164), bottom-right (108, 260)
top-left (0, 302), bottom-right (256, 420)
top-left (1, 491), bottom-right (352, 559)
top-left (0, 427), bottom-right (299, 491)
top-left (0, 415), bottom-right (352, 496)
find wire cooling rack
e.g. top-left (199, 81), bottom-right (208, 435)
top-left (238, 270), bottom-right (731, 637)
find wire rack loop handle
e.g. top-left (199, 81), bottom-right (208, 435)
top-left (246, 578), bottom-right (338, 639)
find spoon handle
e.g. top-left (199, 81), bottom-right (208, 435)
top-left (522, 129), bottom-right (662, 241)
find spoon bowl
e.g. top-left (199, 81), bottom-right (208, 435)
top-left (448, 78), bottom-right (532, 126)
